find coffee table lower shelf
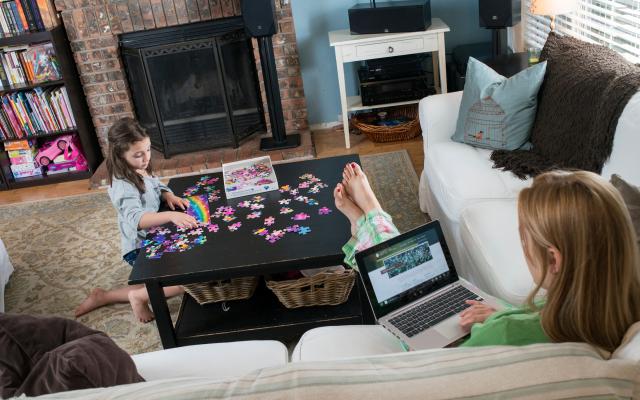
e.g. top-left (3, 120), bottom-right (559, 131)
top-left (174, 279), bottom-right (367, 346)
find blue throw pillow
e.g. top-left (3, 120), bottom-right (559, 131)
top-left (451, 57), bottom-right (547, 150)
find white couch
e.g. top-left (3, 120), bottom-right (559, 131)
top-left (26, 323), bottom-right (640, 399)
top-left (0, 238), bottom-right (13, 313)
top-left (418, 91), bottom-right (640, 305)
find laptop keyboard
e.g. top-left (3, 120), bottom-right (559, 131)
top-left (388, 286), bottom-right (483, 338)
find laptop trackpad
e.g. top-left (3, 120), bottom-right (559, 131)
top-left (434, 316), bottom-right (465, 339)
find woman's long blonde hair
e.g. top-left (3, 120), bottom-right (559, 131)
top-left (518, 170), bottom-right (640, 353)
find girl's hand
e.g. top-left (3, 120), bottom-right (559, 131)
top-left (459, 300), bottom-right (496, 331)
top-left (168, 212), bottom-right (198, 228)
top-left (165, 193), bottom-right (190, 211)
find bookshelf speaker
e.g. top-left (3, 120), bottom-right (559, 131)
top-left (479, 0), bottom-right (521, 28)
top-left (242, 0), bottom-right (278, 37)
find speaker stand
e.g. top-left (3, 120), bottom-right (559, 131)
top-left (257, 35), bottom-right (300, 151)
top-left (490, 28), bottom-right (507, 58)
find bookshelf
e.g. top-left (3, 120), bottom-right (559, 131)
top-left (0, 25), bottom-right (102, 190)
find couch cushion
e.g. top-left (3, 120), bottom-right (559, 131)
top-left (610, 174), bottom-right (640, 249)
top-left (131, 341), bottom-right (288, 381)
top-left (0, 238), bottom-right (13, 313)
top-left (425, 142), bottom-right (531, 221)
top-left (0, 314), bottom-right (143, 398)
top-left (459, 200), bottom-right (535, 305)
top-left (612, 322), bottom-right (640, 362)
top-left (452, 57), bottom-right (546, 150)
top-left (33, 343), bottom-right (639, 399)
top-left (291, 325), bottom-right (406, 362)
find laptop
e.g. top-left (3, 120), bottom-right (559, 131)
top-left (355, 220), bottom-right (501, 350)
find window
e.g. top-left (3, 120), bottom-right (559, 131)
top-left (525, 0), bottom-right (640, 63)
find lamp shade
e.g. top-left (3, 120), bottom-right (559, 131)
top-left (530, 0), bottom-right (577, 16)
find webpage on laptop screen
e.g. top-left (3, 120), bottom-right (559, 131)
top-left (366, 231), bottom-right (449, 307)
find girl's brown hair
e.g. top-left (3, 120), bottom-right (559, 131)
top-left (106, 118), bottom-right (152, 193)
top-left (518, 170), bottom-right (640, 352)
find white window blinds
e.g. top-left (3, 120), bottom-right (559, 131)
top-left (524, 0), bottom-right (640, 63)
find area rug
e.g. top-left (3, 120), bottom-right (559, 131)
top-left (1, 150), bottom-right (428, 354)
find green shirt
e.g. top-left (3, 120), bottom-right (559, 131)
top-left (461, 306), bottom-right (550, 347)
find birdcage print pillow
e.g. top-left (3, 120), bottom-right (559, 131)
top-left (463, 96), bottom-right (507, 148)
top-left (452, 57), bottom-right (547, 151)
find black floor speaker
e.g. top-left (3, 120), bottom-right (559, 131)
top-left (479, 0), bottom-right (521, 28)
top-left (242, 0), bottom-right (277, 37)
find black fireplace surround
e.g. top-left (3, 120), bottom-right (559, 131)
top-left (120, 18), bottom-right (266, 158)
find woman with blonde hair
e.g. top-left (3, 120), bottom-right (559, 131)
top-left (337, 164), bottom-right (640, 352)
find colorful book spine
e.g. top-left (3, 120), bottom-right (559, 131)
top-left (13, 0), bottom-right (28, 32)
top-left (8, 1), bottom-right (25, 33)
top-left (2, 2), bottom-right (17, 35)
top-left (17, 0), bottom-right (35, 31)
top-left (26, 0), bottom-right (42, 30)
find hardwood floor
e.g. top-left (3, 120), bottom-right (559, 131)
top-left (0, 127), bottom-right (424, 205)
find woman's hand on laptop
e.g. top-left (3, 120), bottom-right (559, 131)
top-left (459, 300), bottom-right (497, 331)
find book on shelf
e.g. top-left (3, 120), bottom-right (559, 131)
top-left (0, 0), bottom-right (59, 36)
top-left (0, 85), bottom-right (75, 140)
top-left (0, 42), bottom-right (61, 87)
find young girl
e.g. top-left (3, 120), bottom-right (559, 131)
top-left (335, 164), bottom-right (640, 352)
top-left (75, 118), bottom-right (198, 323)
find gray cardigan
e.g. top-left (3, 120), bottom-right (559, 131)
top-left (108, 176), bottom-right (172, 256)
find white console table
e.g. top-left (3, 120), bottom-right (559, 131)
top-left (329, 19), bottom-right (450, 148)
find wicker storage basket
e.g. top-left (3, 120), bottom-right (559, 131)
top-left (183, 276), bottom-right (258, 305)
top-left (265, 269), bottom-right (356, 309)
top-left (351, 105), bottom-right (421, 143)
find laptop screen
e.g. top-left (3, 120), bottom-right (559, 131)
top-left (355, 221), bottom-right (458, 319)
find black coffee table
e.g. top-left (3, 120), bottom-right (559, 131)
top-left (129, 154), bottom-right (373, 349)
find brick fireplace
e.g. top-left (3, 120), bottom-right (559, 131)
top-left (53, 0), bottom-right (311, 166)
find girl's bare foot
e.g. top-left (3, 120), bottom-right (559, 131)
top-left (341, 162), bottom-right (382, 215)
top-left (75, 288), bottom-right (108, 317)
top-left (334, 183), bottom-right (363, 237)
top-left (127, 290), bottom-right (155, 323)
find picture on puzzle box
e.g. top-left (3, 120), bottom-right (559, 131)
top-left (222, 156), bottom-right (279, 199)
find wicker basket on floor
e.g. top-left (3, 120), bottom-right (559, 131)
top-left (183, 276), bottom-right (258, 305)
top-left (265, 269), bottom-right (356, 309)
top-left (351, 105), bottom-right (421, 143)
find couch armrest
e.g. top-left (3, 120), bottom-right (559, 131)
top-left (419, 91), bottom-right (463, 151)
top-left (131, 341), bottom-right (288, 381)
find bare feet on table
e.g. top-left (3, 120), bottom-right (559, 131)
top-left (75, 288), bottom-right (108, 318)
top-left (334, 183), bottom-right (364, 237)
top-left (341, 162), bottom-right (382, 215)
top-left (127, 290), bottom-right (155, 323)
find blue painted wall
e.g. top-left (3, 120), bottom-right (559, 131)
top-left (290, 0), bottom-right (491, 126)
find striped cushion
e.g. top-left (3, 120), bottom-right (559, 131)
top-left (33, 343), bottom-right (639, 399)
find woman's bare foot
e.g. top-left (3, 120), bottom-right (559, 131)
top-left (334, 183), bottom-right (364, 237)
top-left (127, 289), bottom-right (155, 323)
top-left (341, 162), bottom-right (382, 214)
top-left (75, 288), bottom-right (108, 317)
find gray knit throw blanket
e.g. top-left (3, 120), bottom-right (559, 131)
top-left (491, 32), bottom-right (640, 179)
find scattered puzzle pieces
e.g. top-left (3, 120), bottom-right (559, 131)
top-left (279, 207), bottom-right (293, 214)
top-left (292, 212), bottom-right (310, 221)
top-left (247, 211), bottom-right (262, 219)
top-left (228, 222), bottom-right (242, 231)
top-left (264, 216), bottom-right (275, 226)
top-left (278, 198), bottom-right (291, 205)
top-left (298, 226), bottom-right (311, 235)
top-left (318, 207), bottom-right (332, 215)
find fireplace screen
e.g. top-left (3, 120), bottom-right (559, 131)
top-left (121, 21), bottom-right (265, 157)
